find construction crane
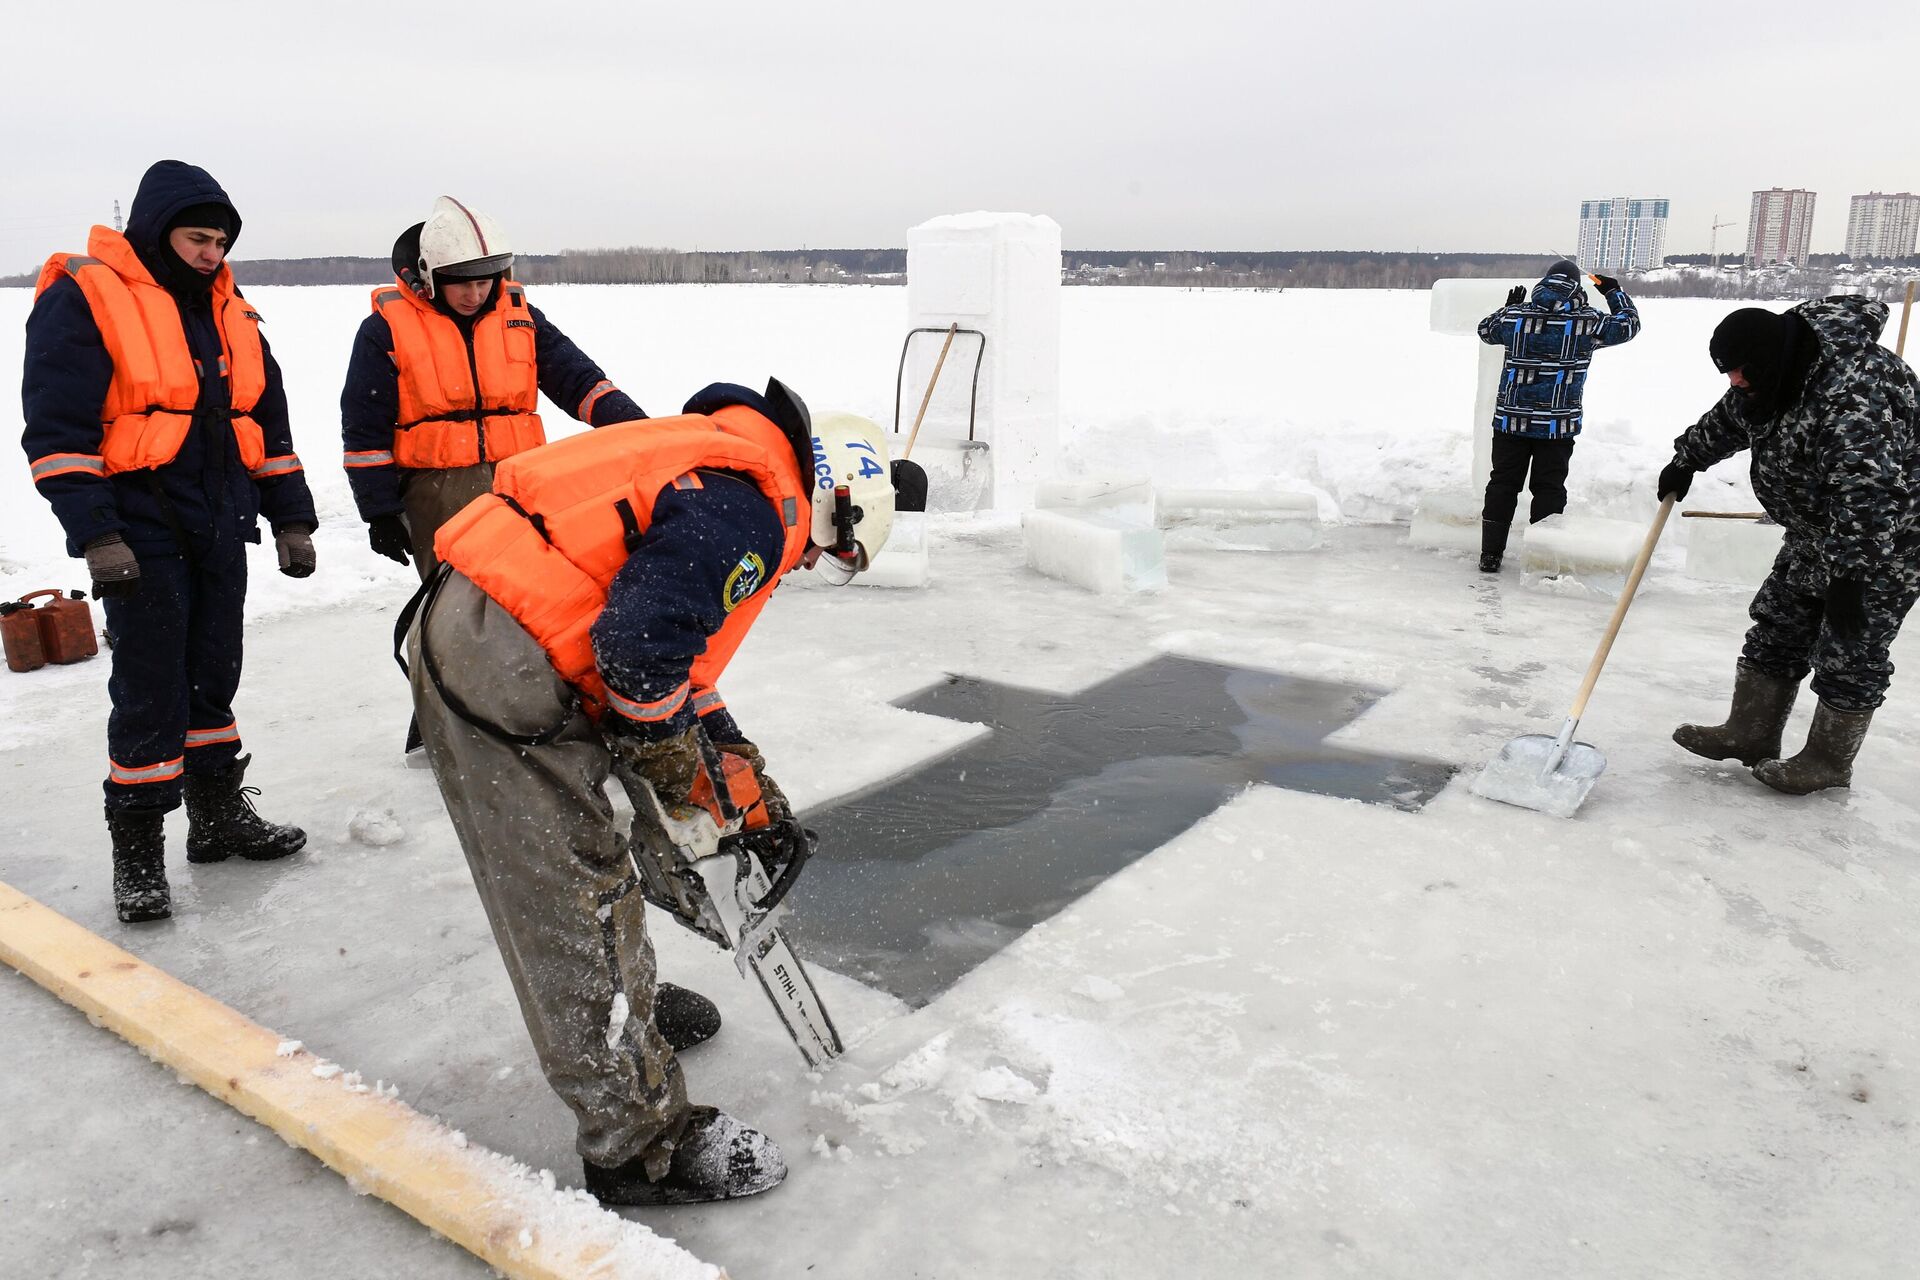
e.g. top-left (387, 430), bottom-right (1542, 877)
top-left (1709, 213), bottom-right (1739, 270)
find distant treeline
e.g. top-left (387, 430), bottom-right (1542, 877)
top-left (5, 246), bottom-right (1917, 298)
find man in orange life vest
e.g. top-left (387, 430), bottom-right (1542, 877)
top-left (340, 196), bottom-right (647, 577)
top-left (406, 378), bottom-right (898, 1204)
top-left (21, 160), bottom-right (315, 925)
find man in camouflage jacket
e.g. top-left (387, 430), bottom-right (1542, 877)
top-left (1660, 294), bottom-right (1920, 794)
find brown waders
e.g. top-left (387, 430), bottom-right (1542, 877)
top-left (407, 570), bottom-right (691, 1173)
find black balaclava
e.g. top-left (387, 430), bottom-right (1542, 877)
top-left (1710, 308), bottom-right (1816, 421)
top-left (125, 160), bottom-right (241, 298)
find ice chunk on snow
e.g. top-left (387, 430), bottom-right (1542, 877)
top-left (312, 1062), bottom-right (342, 1080)
top-left (275, 1039), bottom-right (303, 1058)
top-left (1521, 513), bottom-right (1647, 576)
top-left (1408, 490), bottom-right (1483, 554)
top-left (346, 808), bottom-right (406, 847)
top-left (1023, 509), bottom-right (1166, 594)
top-left (1072, 975), bottom-right (1126, 1003)
top-left (971, 1066), bottom-right (1041, 1104)
top-left (1684, 517), bottom-right (1782, 585)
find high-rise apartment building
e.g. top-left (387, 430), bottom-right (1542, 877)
top-left (1576, 197), bottom-right (1670, 273)
top-left (1843, 192), bottom-right (1920, 259)
top-left (1747, 188), bottom-right (1817, 266)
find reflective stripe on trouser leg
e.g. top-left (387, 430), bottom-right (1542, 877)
top-left (408, 571), bottom-right (689, 1168)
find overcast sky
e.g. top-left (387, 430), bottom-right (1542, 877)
top-left (4, 0), bottom-right (1914, 272)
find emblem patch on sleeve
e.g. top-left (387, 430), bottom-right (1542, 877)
top-left (723, 552), bottom-right (767, 612)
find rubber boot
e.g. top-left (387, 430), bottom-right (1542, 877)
top-left (1478, 520), bottom-right (1509, 573)
top-left (108, 809), bottom-right (170, 923)
top-left (1752, 702), bottom-right (1874, 795)
top-left (1672, 665), bottom-right (1799, 768)
top-left (583, 1107), bottom-right (786, 1206)
top-left (655, 982), bottom-right (720, 1052)
top-left (185, 754), bottom-right (308, 863)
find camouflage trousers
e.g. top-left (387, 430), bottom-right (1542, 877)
top-left (1742, 536), bottom-right (1920, 712)
top-left (408, 570), bottom-right (689, 1169)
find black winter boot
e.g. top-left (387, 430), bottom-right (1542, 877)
top-left (655, 982), bottom-right (721, 1052)
top-left (1673, 665), bottom-right (1800, 767)
top-left (108, 809), bottom-right (171, 923)
top-left (185, 754), bottom-right (307, 863)
top-left (584, 1107), bottom-right (786, 1206)
top-left (1752, 701), bottom-right (1874, 795)
top-left (1478, 520), bottom-right (1509, 573)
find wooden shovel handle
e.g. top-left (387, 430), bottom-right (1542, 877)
top-left (903, 323), bottom-right (959, 462)
top-left (1567, 496), bottom-right (1674, 721)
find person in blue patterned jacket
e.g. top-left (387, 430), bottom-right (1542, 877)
top-left (1475, 259), bottom-right (1641, 571)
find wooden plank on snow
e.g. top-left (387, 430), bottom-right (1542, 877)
top-left (0, 880), bottom-right (723, 1280)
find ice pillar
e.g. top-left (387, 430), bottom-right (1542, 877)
top-left (905, 213), bottom-right (1061, 511)
top-left (1427, 278), bottom-right (1536, 498)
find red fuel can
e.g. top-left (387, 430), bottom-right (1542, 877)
top-left (26, 590), bottom-right (100, 664)
top-left (1, 601), bottom-right (47, 672)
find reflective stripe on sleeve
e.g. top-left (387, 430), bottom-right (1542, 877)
top-left (606, 681), bottom-right (691, 725)
top-left (691, 689), bottom-right (726, 716)
top-left (109, 756), bottom-right (184, 785)
top-left (670, 471), bottom-right (704, 491)
top-left (579, 380), bottom-right (616, 421)
top-left (30, 453), bottom-right (107, 482)
top-left (249, 454), bottom-right (304, 479)
top-left (185, 722), bottom-right (240, 749)
top-left (343, 449), bottom-right (396, 468)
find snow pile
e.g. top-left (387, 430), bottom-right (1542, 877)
top-left (346, 807), bottom-right (407, 847)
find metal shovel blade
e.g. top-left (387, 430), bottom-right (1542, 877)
top-left (1471, 733), bottom-right (1608, 818)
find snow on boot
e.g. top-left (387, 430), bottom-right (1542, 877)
top-left (1673, 665), bottom-right (1799, 768)
top-left (584, 1108), bottom-right (786, 1206)
top-left (1752, 702), bottom-right (1874, 796)
top-left (655, 982), bottom-right (721, 1052)
top-left (108, 809), bottom-right (171, 923)
top-left (1478, 520), bottom-right (1508, 574)
top-left (185, 754), bottom-right (307, 863)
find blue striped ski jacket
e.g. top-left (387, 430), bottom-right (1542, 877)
top-left (1477, 274), bottom-right (1641, 439)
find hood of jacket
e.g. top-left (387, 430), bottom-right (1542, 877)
top-left (124, 160), bottom-right (242, 286)
top-left (1529, 272), bottom-right (1590, 312)
top-left (1792, 294), bottom-right (1891, 360)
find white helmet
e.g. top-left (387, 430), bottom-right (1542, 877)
top-left (808, 411), bottom-right (894, 580)
top-left (416, 196), bottom-right (513, 297)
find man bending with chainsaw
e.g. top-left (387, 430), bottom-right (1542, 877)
top-left (406, 378), bottom-right (899, 1204)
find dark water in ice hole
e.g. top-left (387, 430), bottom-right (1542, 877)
top-left (785, 654), bottom-right (1455, 1007)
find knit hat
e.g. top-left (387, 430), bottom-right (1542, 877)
top-left (1544, 259), bottom-right (1582, 285)
top-left (1709, 308), bottom-right (1789, 374)
top-left (166, 201), bottom-right (235, 237)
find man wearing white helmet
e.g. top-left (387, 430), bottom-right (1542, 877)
top-left (403, 379), bottom-right (903, 1204)
top-left (341, 196), bottom-right (647, 577)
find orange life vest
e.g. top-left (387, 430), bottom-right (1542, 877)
top-left (34, 226), bottom-right (269, 476)
top-left (372, 278), bottom-right (545, 469)
top-left (436, 405), bottom-right (811, 719)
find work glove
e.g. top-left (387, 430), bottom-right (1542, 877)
top-left (1656, 460), bottom-right (1694, 502)
top-left (83, 533), bottom-right (141, 599)
top-left (1590, 273), bottom-right (1621, 295)
top-left (1505, 285), bottom-right (1526, 306)
top-left (610, 723), bottom-right (702, 806)
top-left (716, 740), bottom-right (793, 825)
top-left (1824, 578), bottom-right (1868, 641)
top-left (367, 514), bottom-right (412, 566)
top-left (275, 524), bottom-right (317, 578)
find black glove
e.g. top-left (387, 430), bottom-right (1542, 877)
top-left (1505, 286), bottom-right (1526, 306)
top-left (1591, 273), bottom-right (1621, 295)
top-left (1657, 461), bottom-right (1694, 501)
top-left (367, 514), bottom-right (412, 566)
top-left (275, 524), bottom-right (317, 578)
top-left (83, 534), bottom-right (141, 599)
top-left (1824, 578), bottom-right (1868, 641)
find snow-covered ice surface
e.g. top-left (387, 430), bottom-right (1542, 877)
top-left (2, 285), bottom-right (1916, 1278)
